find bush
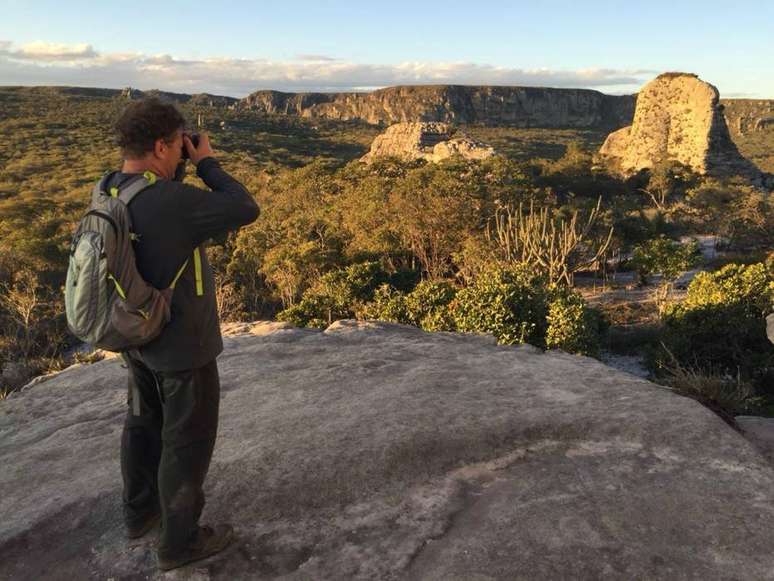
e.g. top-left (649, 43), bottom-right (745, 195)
top-left (359, 284), bottom-right (411, 324)
top-left (405, 280), bottom-right (457, 330)
top-left (450, 266), bottom-right (603, 355)
top-left (360, 280), bottom-right (457, 332)
top-left (658, 263), bottom-right (774, 393)
top-left (546, 289), bottom-right (606, 356)
top-left (277, 261), bottom-right (390, 328)
top-left (630, 236), bottom-right (700, 286)
top-left (451, 265), bottom-right (549, 345)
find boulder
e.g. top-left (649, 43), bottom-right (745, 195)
top-left (598, 73), bottom-right (763, 183)
top-left (361, 122), bottom-right (495, 164)
top-left (3, 320), bottom-right (774, 579)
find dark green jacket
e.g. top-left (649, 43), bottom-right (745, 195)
top-left (107, 158), bottom-right (259, 371)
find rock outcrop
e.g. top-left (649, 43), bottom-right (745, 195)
top-left (241, 85), bottom-right (636, 128)
top-left (4, 320), bottom-right (774, 579)
top-left (598, 73), bottom-right (763, 182)
top-left (361, 122), bottom-right (495, 163)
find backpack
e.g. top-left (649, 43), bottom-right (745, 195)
top-left (64, 171), bottom-right (190, 352)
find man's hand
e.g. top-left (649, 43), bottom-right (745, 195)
top-left (184, 132), bottom-right (214, 166)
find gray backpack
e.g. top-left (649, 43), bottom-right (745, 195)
top-left (65, 171), bottom-right (189, 352)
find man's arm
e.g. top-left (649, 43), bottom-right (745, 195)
top-left (180, 133), bottom-right (260, 246)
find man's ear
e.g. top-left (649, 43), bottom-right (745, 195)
top-left (153, 137), bottom-right (167, 159)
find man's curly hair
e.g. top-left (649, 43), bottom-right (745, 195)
top-left (114, 97), bottom-right (186, 158)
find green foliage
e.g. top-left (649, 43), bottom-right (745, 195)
top-left (404, 280), bottom-right (458, 331)
top-left (360, 284), bottom-right (411, 324)
top-left (638, 160), bottom-right (698, 209)
top-left (658, 263), bottom-right (774, 393)
top-left (630, 236), bottom-right (700, 285)
top-left (450, 266), bottom-right (603, 354)
top-left (276, 261), bottom-right (390, 328)
top-left (545, 289), bottom-right (606, 356)
top-left (679, 179), bottom-right (774, 249)
top-left (451, 265), bottom-right (549, 346)
top-left (359, 279), bottom-right (457, 332)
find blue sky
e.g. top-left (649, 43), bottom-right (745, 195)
top-left (1, 0), bottom-right (772, 97)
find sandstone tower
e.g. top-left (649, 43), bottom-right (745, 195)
top-left (598, 73), bottom-right (763, 183)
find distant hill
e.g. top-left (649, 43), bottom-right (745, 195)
top-left (0, 85), bottom-right (239, 108)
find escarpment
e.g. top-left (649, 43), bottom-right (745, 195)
top-left (240, 85), bottom-right (636, 128)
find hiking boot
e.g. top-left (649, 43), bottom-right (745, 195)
top-left (126, 512), bottom-right (161, 539)
top-left (157, 524), bottom-right (234, 571)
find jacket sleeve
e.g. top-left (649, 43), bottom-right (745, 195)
top-left (178, 157), bottom-right (260, 246)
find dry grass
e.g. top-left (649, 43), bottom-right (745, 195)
top-left (658, 345), bottom-right (761, 423)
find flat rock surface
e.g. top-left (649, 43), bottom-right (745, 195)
top-left (2, 320), bottom-right (774, 579)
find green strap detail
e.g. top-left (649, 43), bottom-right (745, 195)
top-left (110, 187), bottom-right (119, 197)
top-left (143, 171), bottom-right (157, 185)
top-left (170, 259), bottom-right (189, 290)
top-left (193, 247), bottom-right (204, 296)
top-left (107, 273), bottom-right (127, 300)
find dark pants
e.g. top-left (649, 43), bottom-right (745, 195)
top-left (120, 350), bottom-right (220, 554)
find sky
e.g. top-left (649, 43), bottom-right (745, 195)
top-left (1, 0), bottom-right (772, 98)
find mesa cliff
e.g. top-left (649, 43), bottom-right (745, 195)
top-left (239, 85), bottom-right (637, 128)
top-left (3, 320), bottom-right (774, 579)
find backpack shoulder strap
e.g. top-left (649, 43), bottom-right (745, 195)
top-left (91, 171), bottom-right (118, 204)
top-left (116, 171), bottom-right (158, 206)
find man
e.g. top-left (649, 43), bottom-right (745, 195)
top-left (109, 97), bottom-right (259, 571)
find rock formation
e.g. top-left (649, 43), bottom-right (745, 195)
top-left (361, 122), bottom-right (495, 163)
top-left (4, 320), bottom-right (774, 579)
top-left (598, 73), bottom-right (763, 182)
top-left (241, 85), bottom-right (636, 128)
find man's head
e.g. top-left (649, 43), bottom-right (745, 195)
top-left (114, 97), bottom-right (186, 177)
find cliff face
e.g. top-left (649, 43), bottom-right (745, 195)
top-left (598, 73), bottom-right (763, 183)
top-left (722, 99), bottom-right (774, 135)
top-left (240, 85), bottom-right (636, 128)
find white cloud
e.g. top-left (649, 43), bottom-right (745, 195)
top-left (0, 40), bottom-right (654, 97)
top-left (2, 41), bottom-right (98, 61)
top-left (295, 54), bottom-right (339, 62)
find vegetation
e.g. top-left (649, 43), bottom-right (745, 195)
top-left (0, 86), bottom-right (772, 423)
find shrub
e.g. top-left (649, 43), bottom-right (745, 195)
top-left (630, 236), bottom-right (700, 286)
top-left (658, 263), bottom-right (774, 393)
top-left (359, 284), bottom-right (411, 324)
top-left (546, 289), bottom-right (606, 356)
top-left (404, 280), bottom-right (457, 330)
top-left (360, 280), bottom-right (457, 332)
top-left (451, 265), bottom-right (549, 346)
top-left (277, 261), bottom-right (390, 328)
